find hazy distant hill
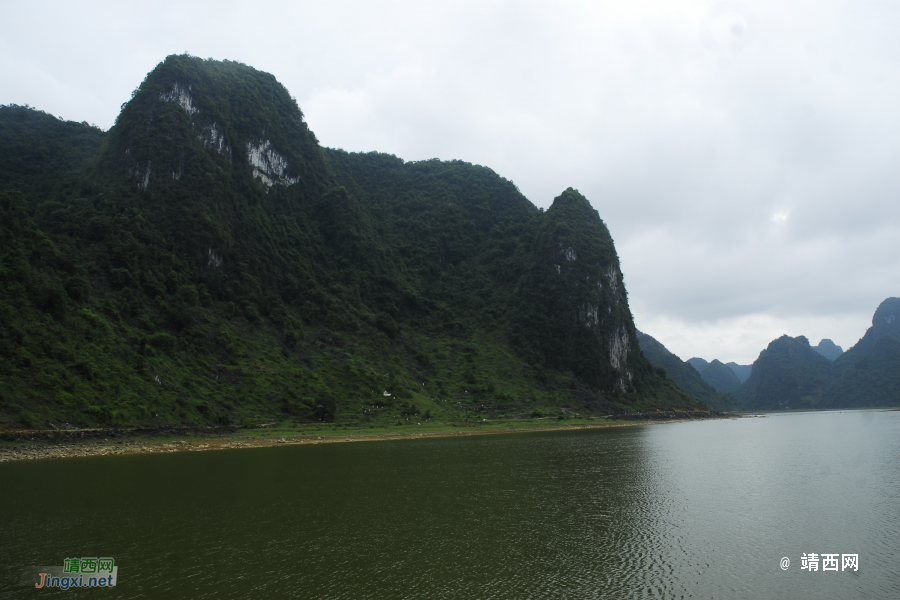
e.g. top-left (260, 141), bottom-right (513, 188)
top-left (813, 339), bottom-right (843, 360)
top-left (726, 362), bottom-right (751, 383)
top-left (636, 332), bottom-right (740, 412)
top-left (687, 357), bottom-right (708, 372)
top-left (0, 55), bottom-right (701, 429)
top-left (700, 359), bottom-right (742, 393)
top-left (734, 335), bottom-right (836, 410)
top-left (733, 298), bottom-right (900, 410)
top-left (686, 357), bottom-right (742, 393)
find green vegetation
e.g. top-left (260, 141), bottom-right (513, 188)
top-left (0, 55), bottom-right (703, 430)
top-left (636, 331), bottom-right (740, 412)
top-left (0, 105), bottom-right (104, 204)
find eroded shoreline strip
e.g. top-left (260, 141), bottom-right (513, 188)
top-left (0, 414), bottom-right (731, 463)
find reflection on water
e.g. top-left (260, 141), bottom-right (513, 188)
top-left (1, 411), bottom-right (898, 599)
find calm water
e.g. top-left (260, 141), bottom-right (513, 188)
top-left (1, 410), bottom-right (898, 599)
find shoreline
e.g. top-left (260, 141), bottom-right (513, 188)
top-left (0, 414), bottom-right (729, 463)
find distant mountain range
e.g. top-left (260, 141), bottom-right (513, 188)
top-left (732, 299), bottom-right (896, 409)
top-left (734, 298), bottom-right (899, 409)
top-left (641, 297), bottom-right (899, 411)
top-left (636, 332), bottom-right (740, 412)
top-left (687, 357), bottom-right (752, 387)
top-left (725, 362), bottom-right (751, 383)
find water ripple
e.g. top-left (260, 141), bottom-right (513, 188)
top-left (1, 411), bottom-right (898, 599)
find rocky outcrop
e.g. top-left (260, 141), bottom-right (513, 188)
top-left (159, 83), bottom-right (199, 116)
top-left (246, 140), bottom-right (299, 188)
top-left (199, 122), bottom-right (230, 157)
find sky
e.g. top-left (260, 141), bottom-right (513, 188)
top-left (2, 0), bottom-right (899, 364)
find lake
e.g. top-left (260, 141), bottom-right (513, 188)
top-left (1, 410), bottom-right (898, 598)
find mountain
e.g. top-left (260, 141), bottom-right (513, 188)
top-left (813, 339), bottom-right (843, 360)
top-left (733, 299), bottom-right (900, 410)
top-left (822, 298), bottom-right (900, 407)
top-left (734, 335), bottom-right (836, 410)
top-left (833, 298), bottom-right (900, 364)
top-left (0, 106), bottom-right (104, 203)
top-left (0, 55), bottom-right (702, 430)
top-left (726, 362), bottom-right (751, 383)
top-left (636, 332), bottom-right (739, 412)
top-left (700, 359), bottom-right (742, 393)
top-left (686, 357), bottom-right (742, 393)
top-left (687, 357), bottom-right (708, 372)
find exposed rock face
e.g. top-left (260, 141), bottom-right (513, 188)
top-left (199, 122), bottom-right (230, 157)
top-left (246, 140), bottom-right (299, 188)
top-left (608, 324), bottom-right (633, 391)
top-left (139, 78), bottom-right (300, 190)
top-left (207, 247), bottom-right (222, 268)
top-left (159, 82), bottom-right (199, 116)
top-left (605, 265), bottom-right (619, 297)
top-left (125, 160), bottom-right (152, 190)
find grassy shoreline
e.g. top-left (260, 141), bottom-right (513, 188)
top-left (0, 413), bottom-right (728, 463)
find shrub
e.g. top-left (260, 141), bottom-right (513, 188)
top-left (17, 410), bottom-right (36, 427)
top-left (64, 276), bottom-right (90, 301)
top-left (176, 285), bottom-right (200, 306)
top-left (148, 332), bottom-right (176, 352)
top-left (284, 330), bottom-right (299, 348)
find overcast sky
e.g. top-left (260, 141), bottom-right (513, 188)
top-left (2, 0), bottom-right (898, 364)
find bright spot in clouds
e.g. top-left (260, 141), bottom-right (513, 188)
top-left (771, 211), bottom-right (789, 224)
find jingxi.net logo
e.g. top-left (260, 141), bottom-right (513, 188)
top-left (33, 557), bottom-right (117, 589)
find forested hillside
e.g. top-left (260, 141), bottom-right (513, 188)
top-left (822, 298), bottom-right (900, 407)
top-left (0, 55), bottom-right (702, 430)
top-left (698, 360), bottom-right (742, 394)
top-left (636, 332), bottom-right (740, 412)
top-left (733, 335), bottom-right (835, 410)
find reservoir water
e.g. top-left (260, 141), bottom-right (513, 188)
top-left (1, 410), bottom-right (898, 598)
